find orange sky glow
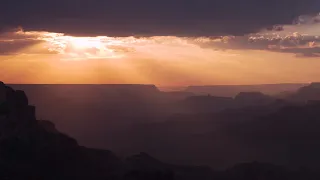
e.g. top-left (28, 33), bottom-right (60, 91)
top-left (1, 24), bottom-right (320, 86)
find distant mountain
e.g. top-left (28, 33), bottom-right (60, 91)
top-left (289, 82), bottom-right (320, 102)
top-left (185, 83), bottom-right (306, 97)
top-left (175, 92), bottom-right (276, 113)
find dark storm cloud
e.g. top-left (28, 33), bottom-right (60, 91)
top-left (0, 0), bottom-right (318, 37)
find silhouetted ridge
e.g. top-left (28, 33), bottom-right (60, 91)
top-left (0, 82), bottom-right (124, 179)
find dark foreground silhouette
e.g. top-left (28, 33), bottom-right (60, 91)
top-left (2, 82), bottom-right (320, 179)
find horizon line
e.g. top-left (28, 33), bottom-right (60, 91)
top-left (5, 82), bottom-right (312, 87)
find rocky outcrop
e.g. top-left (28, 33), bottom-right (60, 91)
top-left (0, 82), bottom-right (38, 140)
top-left (0, 82), bottom-right (123, 180)
top-left (38, 120), bottom-right (59, 134)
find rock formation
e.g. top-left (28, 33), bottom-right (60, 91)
top-left (0, 81), bottom-right (121, 180)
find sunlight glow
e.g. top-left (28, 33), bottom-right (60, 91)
top-left (2, 25), bottom-right (320, 85)
top-left (12, 28), bottom-right (222, 61)
top-left (12, 29), bottom-right (127, 60)
top-left (37, 33), bottom-right (127, 60)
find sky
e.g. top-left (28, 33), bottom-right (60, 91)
top-left (0, 0), bottom-right (319, 86)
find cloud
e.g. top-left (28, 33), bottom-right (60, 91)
top-left (0, 28), bottom-right (55, 55)
top-left (0, 39), bottom-right (42, 55)
top-left (193, 13), bottom-right (320, 57)
top-left (0, 28), bottom-right (213, 60)
top-left (0, 0), bottom-right (318, 37)
top-left (285, 47), bottom-right (320, 57)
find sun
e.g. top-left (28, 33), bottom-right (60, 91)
top-left (67, 37), bottom-right (103, 49)
top-left (30, 31), bottom-right (127, 60)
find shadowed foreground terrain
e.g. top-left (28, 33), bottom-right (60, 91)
top-left (2, 82), bottom-right (320, 179)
